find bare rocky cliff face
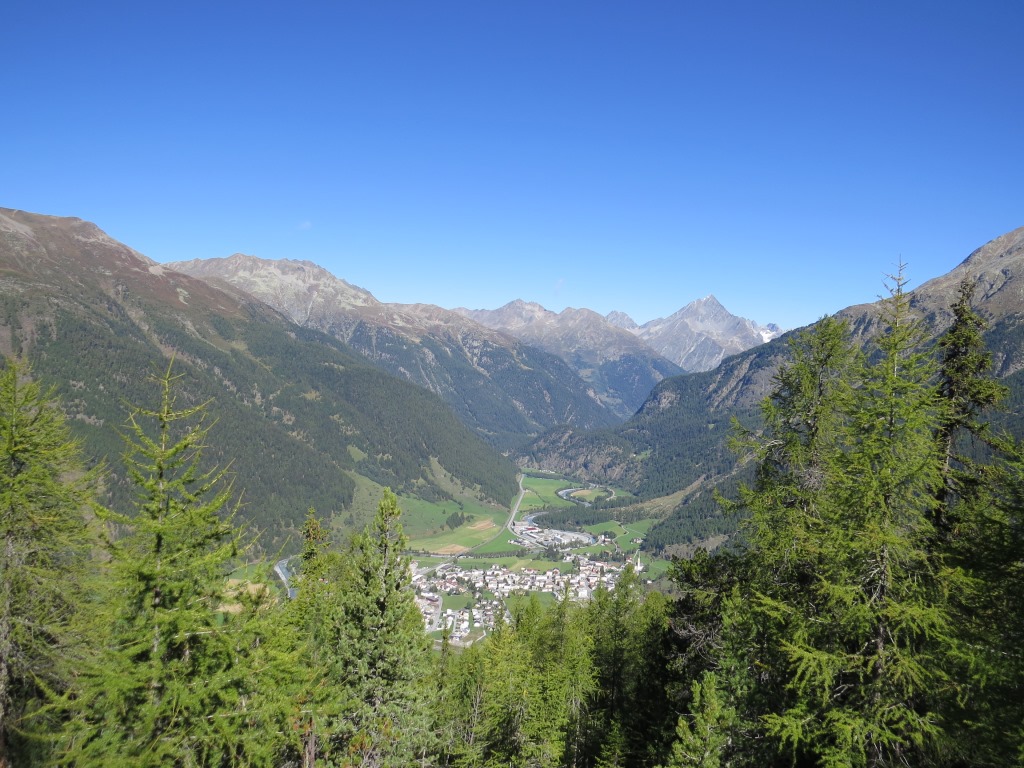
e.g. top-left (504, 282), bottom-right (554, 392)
top-left (457, 295), bottom-right (779, 415)
top-left (835, 225), bottom-right (1024, 377)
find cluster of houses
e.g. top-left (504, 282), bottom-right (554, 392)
top-left (412, 553), bottom-right (642, 644)
top-left (436, 598), bottom-right (506, 642)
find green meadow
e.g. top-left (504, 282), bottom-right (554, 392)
top-left (343, 471), bottom-right (510, 554)
top-left (569, 487), bottom-right (612, 504)
top-left (518, 474), bottom-right (576, 512)
top-left (472, 530), bottom-right (523, 554)
top-left (441, 592), bottom-right (474, 611)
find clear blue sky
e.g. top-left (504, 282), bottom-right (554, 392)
top-left (4, 1), bottom-right (1022, 329)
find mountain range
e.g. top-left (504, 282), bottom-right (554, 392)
top-left (0, 208), bottom-right (519, 548)
top-left (167, 254), bottom-right (618, 448)
top-left (0, 205), bottom-right (782, 550)
top-left (10, 204), bottom-right (1011, 559)
top-left (169, 257), bottom-right (777, 428)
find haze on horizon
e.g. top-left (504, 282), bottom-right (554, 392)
top-left (4, 1), bottom-right (1023, 330)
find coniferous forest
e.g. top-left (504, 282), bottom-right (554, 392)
top-left (2, 272), bottom-right (1023, 768)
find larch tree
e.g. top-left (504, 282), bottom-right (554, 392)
top-left (935, 277), bottom-right (1007, 531)
top-left (712, 269), bottom-right (964, 767)
top-left (58, 362), bottom-right (275, 767)
top-left (281, 507), bottom-right (347, 768)
top-left (0, 359), bottom-right (95, 767)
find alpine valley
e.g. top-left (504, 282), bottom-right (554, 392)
top-left (0, 206), bottom-right (776, 551)
top-left (4, 206), bottom-right (1022, 557)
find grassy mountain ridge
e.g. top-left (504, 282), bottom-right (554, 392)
top-left (0, 208), bottom-right (518, 550)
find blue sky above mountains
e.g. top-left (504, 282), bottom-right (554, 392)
top-left (5, 1), bottom-right (1022, 329)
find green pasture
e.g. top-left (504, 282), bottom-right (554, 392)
top-left (639, 556), bottom-right (672, 580)
top-left (408, 510), bottom-right (510, 553)
top-left (583, 521), bottom-right (623, 536)
top-left (355, 473), bottom-right (510, 553)
top-left (342, 469), bottom-right (507, 544)
top-left (518, 475), bottom-right (576, 512)
top-left (472, 530), bottom-right (523, 554)
top-left (615, 518), bottom-right (658, 552)
top-left (570, 488), bottom-right (612, 504)
top-left (620, 518), bottom-right (656, 538)
top-left (410, 556), bottom-right (449, 571)
top-left (575, 543), bottom-right (615, 557)
top-left (441, 593), bottom-right (474, 611)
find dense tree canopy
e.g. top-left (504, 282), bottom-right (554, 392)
top-left (0, 360), bottom-right (95, 767)
top-left (3, 267), bottom-right (1024, 768)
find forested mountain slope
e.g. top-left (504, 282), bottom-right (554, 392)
top-left (169, 255), bottom-right (620, 449)
top-left (525, 226), bottom-right (1024, 549)
top-left (0, 208), bottom-right (518, 548)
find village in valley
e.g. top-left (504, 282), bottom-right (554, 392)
top-left (412, 551), bottom-right (643, 644)
top-left (398, 473), bottom-right (660, 644)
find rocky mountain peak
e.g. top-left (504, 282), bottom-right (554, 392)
top-left (960, 225), bottom-right (1024, 271)
top-left (605, 310), bottom-right (637, 330)
top-left (633, 296), bottom-right (780, 372)
top-left (891, 224), bottom-right (1024, 332)
top-left (168, 253), bottom-right (380, 325)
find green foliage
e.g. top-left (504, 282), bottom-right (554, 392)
top-left (58, 362), bottom-right (277, 767)
top-left (287, 491), bottom-right (435, 766)
top-left (428, 577), bottom-right (679, 768)
top-left (5, 247), bottom-right (1024, 767)
top-left (333, 488), bottom-right (434, 766)
top-left (0, 359), bottom-right (95, 765)
top-left (660, 672), bottom-right (736, 768)
top-left (663, 271), bottom-right (1024, 768)
top-left (930, 280), bottom-right (1024, 765)
top-left (446, 509), bottom-right (468, 529)
top-left (15, 283), bottom-right (518, 549)
top-left (584, 568), bottom-right (676, 766)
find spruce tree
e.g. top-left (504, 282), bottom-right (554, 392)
top-left (434, 639), bottom-right (488, 767)
top-left (585, 566), bottom-right (673, 766)
top-left (934, 279), bottom-right (1023, 765)
top-left (331, 488), bottom-right (433, 767)
top-left (0, 359), bottom-right (94, 767)
top-left (659, 672), bottom-right (736, 768)
top-left (537, 595), bottom-right (596, 768)
top-left (935, 277), bottom-right (1007, 531)
top-left (58, 362), bottom-right (274, 767)
top-left (281, 507), bottom-right (347, 767)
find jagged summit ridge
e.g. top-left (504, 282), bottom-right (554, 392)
top-left (627, 294), bottom-right (781, 372)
